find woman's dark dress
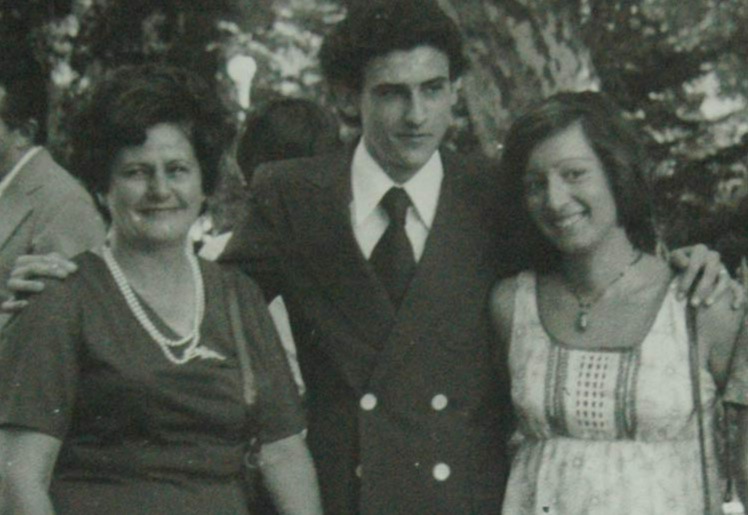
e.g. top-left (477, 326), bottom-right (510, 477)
top-left (0, 252), bottom-right (305, 514)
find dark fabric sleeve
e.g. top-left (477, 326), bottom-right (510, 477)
top-left (218, 165), bottom-right (286, 302)
top-left (0, 278), bottom-right (81, 439)
top-left (722, 310), bottom-right (748, 406)
top-left (232, 269), bottom-right (306, 444)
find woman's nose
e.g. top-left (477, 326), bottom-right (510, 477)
top-left (147, 170), bottom-right (171, 198)
top-left (546, 176), bottom-right (570, 209)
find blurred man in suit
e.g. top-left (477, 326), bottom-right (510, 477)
top-left (0, 53), bottom-right (104, 330)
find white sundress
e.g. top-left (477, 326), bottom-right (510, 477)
top-left (502, 271), bottom-right (723, 515)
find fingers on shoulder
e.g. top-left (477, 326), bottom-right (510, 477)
top-left (699, 291), bottom-right (747, 351)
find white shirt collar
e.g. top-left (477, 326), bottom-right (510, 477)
top-left (350, 140), bottom-right (443, 228)
top-left (0, 146), bottom-right (42, 200)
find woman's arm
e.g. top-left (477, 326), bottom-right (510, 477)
top-left (0, 428), bottom-right (61, 515)
top-left (258, 433), bottom-right (322, 515)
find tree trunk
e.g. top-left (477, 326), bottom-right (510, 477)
top-left (439, 0), bottom-right (598, 158)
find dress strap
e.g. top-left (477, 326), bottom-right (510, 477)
top-left (512, 271), bottom-right (540, 337)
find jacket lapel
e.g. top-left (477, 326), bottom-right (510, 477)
top-left (291, 150), bottom-right (396, 350)
top-left (371, 154), bottom-right (494, 379)
top-left (0, 152), bottom-right (47, 253)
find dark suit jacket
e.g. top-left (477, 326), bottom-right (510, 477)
top-left (0, 148), bottom-right (105, 329)
top-left (220, 148), bottom-right (517, 514)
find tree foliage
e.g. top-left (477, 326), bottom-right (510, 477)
top-left (2, 0), bottom-right (747, 267)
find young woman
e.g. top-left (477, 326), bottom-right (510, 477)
top-left (491, 91), bottom-right (748, 514)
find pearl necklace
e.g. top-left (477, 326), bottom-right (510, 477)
top-left (102, 245), bottom-right (223, 365)
top-left (566, 252), bottom-right (643, 332)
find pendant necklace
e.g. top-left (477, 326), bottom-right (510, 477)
top-left (567, 251), bottom-right (643, 332)
top-left (102, 245), bottom-right (224, 364)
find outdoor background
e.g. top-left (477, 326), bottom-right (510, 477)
top-left (2, 0), bottom-right (747, 273)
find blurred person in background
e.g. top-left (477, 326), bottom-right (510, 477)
top-left (0, 50), bottom-right (104, 331)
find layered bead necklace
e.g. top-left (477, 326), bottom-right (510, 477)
top-left (102, 245), bottom-right (224, 365)
top-left (566, 251), bottom-right (644, 332)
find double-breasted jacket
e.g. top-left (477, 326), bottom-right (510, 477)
top-left (221, 148), bottom-right (517, 514)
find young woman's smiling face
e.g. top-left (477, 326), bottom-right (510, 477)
top-left (105, 123), bottom-right (205, 250)
top-left (523, 121), bottom-right (624, 256)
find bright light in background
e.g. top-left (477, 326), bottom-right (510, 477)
top-left (686, 71), bottom-right (747, 121)
top-left (227, 54), bottom-right (257, 115)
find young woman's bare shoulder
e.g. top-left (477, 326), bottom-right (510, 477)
top-left (489, 274), bottom-right (522, 343)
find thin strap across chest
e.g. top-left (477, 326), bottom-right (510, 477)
top-left (526, 271), bottom-right (675, 352)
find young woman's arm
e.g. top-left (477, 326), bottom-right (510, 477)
top-left (0, 428), bottom-right (61, 515)
top-left (258, 433), bottom-right (322, 515)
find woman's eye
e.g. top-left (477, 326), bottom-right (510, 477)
top-left (121, 168), bottom-right (148, 178)
top-left (168, 164), bottom-right (191, 175)
top-left (523, 178), bottom-right (545, 194)
top-left (563, 168), bottom-right (587, 181)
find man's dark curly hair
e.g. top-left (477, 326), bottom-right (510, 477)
top-left (72, 64), bottom-right (235, 215)
top-left (319, 0), bottom-right (467, 95)
top-left (500, 91), bottom-right (657, 272)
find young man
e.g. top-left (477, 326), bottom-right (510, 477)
top-left (221, 2), bottom-right (511, 513)
top-left (0, 53), bottom-right (104, 330)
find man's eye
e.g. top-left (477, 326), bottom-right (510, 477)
top-left (424, 83), bottom-right (444, 95)
top-left (376, 88), bottom-right (399, 98)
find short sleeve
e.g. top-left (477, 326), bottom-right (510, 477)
top-left (0, 278), bottom-right (82, 438)
top-left (233, 269), bottom-right (306, 444)
top-left (722, 312), bottom-right (748, 406)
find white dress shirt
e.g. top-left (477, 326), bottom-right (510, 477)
top-left (0, 146), bottom-right (42, 200)
top-left (350, 141), bottom-right (443, 261)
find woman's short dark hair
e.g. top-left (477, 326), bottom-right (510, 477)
top-left (237, 98), bottom-right (340, 184)
top-left (319, 0), bottom-right (467, 94)
top-left (72, 64), bottom-right (235, 204)
top-left (500, 91), bottom-right (656, 271)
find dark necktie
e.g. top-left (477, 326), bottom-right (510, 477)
top-left (370, 187), bottom-right (416, 308)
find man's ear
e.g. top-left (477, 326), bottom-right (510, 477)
top-left (449, 78), bottom-right (462, 108)
top-left (333, 86), bottom-right (361, 121)
top-left (13, 119), bottom-right (38, 147)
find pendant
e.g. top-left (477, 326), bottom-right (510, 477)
top-left (576, 311), bottom-right (589, 332)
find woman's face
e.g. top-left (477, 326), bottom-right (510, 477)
top-left (523, 121), bottom-right (623, 256)
top-left (105, 123), bottom-right (205, 250)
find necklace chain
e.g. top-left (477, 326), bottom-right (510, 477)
top-left (567, 252), bottom-right (643, 332)
top-left (102, 245), bottom-right (222, 365)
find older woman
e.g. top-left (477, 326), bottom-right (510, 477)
top-left (0, 65), bottom-right (322, 515)
top-left (491, 91), bottom-right (748, 514)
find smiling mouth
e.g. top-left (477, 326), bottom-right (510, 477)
top-left (550, 212), bottom-right (586, 229)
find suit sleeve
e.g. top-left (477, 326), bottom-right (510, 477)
top-left (32, 187), bottom-right (106, 257)
top-left (218, 164), bottom-right (286, 301)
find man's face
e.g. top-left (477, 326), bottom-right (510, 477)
top-left (354, 45), bottom-right (458, 183)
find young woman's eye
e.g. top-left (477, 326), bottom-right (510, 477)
top-left (564, 168), bottom-right (587, 181)
top-left (523, 177), bottom-right (546, 195)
